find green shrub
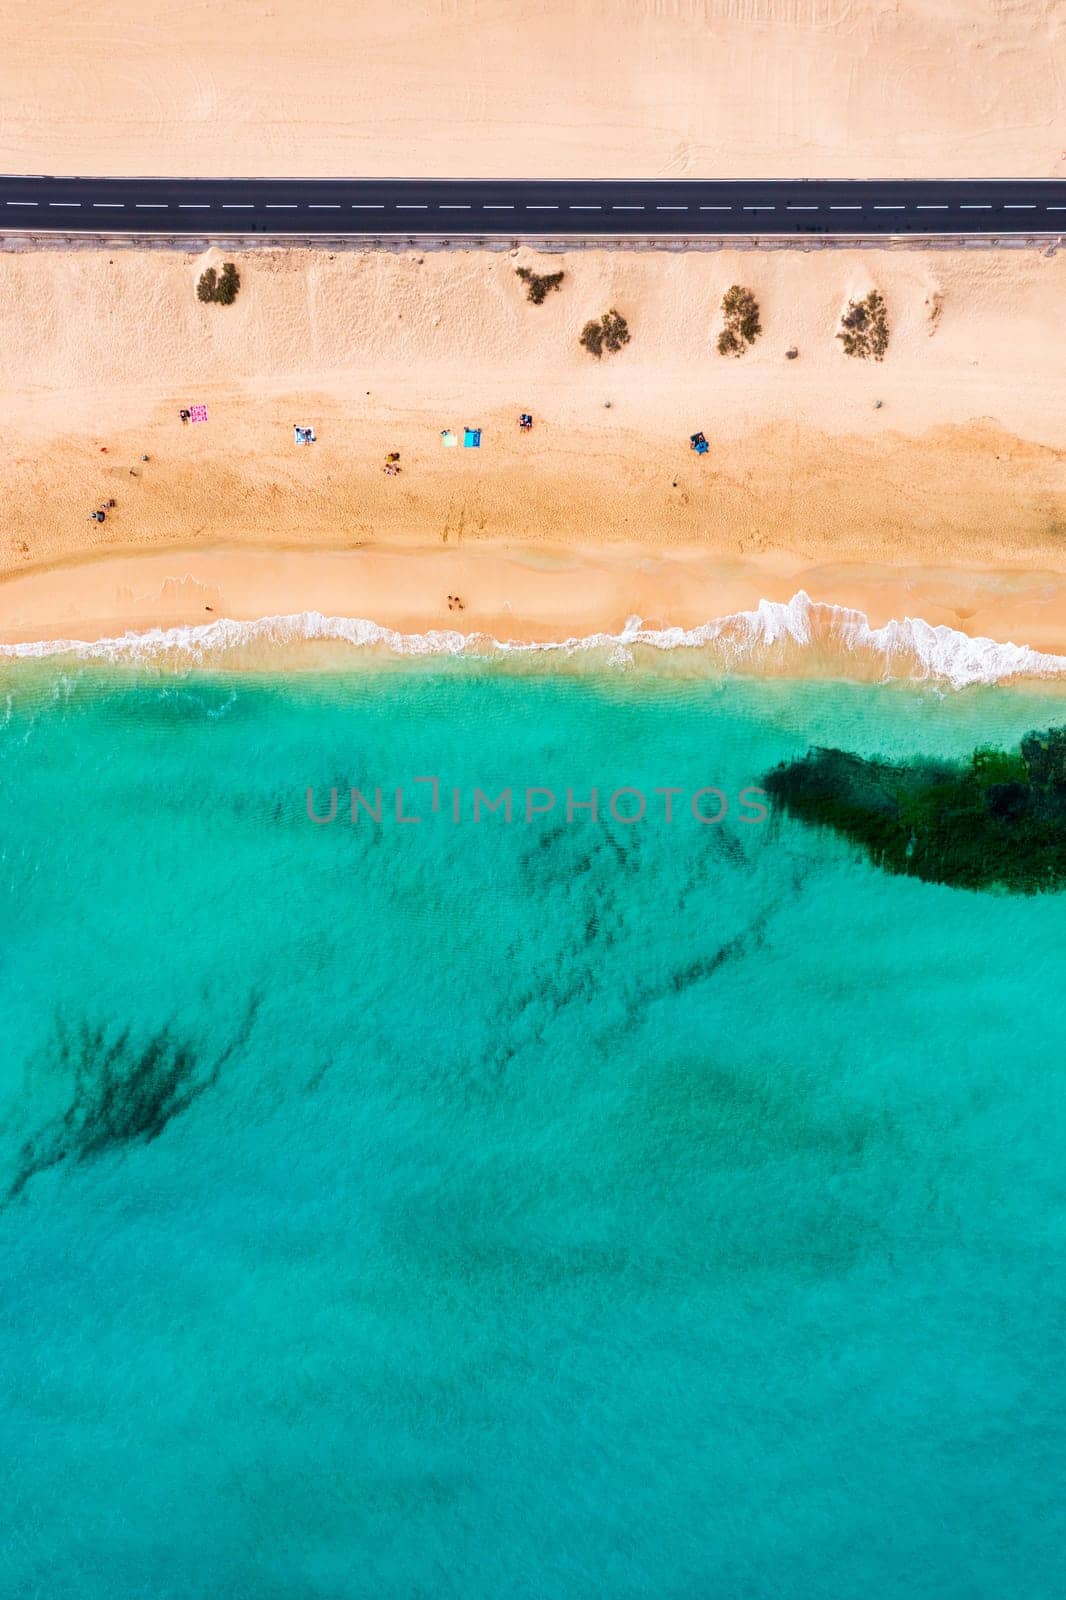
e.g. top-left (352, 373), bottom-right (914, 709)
top-left (837, 290), bottom-right (889, 360)
top-left (516, 267), bottom-right (564, 305)
top-left (580, 309), bottom-right (630, 359)
top-left (580, 319), bottom-right (603, 357)
top-left (197, 263), bottom-right (241, 306)
top-left (216, 262), bottom-right (240, 305)
top-left (716, 285), bottom-right (762, 357)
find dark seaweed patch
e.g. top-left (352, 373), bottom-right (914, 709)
top-left (600, 899), bottom-right (782, 1047)
top-left (764, 725), bottom-right (1066, 893)
top-left (8, 997), bottom-right (259, 1201)
top-left (480, 819), bottom-right (785, 1084)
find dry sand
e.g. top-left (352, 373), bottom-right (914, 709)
top-left (2, 0), bottom-right (1066, 181)
top-left (0, 241), bottom-right (1064, 668)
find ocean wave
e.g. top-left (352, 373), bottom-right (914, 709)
top-left (3, 591), bottom-right (1066, 689)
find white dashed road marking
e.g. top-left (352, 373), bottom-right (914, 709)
top-left (7, 184), bottom-right (1066, 235)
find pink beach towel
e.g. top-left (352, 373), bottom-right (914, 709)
top-left (189, 404), bottom-right (209, 423)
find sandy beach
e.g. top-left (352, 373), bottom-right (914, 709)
top-left (3, 0), bottom-right (1065, 181)
top-left (0, 240), bottom-right (1064, 674)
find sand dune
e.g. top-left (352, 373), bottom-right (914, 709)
top-left (1, 1), bottom-right (1065, 180)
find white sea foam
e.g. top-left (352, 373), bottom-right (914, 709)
top-left (3, 591), bottom-right (1066, 689)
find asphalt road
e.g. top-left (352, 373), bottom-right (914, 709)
top-left (3, 176), bottom-right (1066, 235)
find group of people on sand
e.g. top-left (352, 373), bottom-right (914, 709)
top-left (86, 410), bottom-right (535, 528)
top-left (88, 453), bottom-right (151, 521)
top-left (88, 497), bottom-right (116, 524)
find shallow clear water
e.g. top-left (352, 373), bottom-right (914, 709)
top-left (1, 662), bottom-right (1064, 1598)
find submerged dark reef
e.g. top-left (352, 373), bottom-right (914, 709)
top-left (764, 725), bottom-right (1066, 893)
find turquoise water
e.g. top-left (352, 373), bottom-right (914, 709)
top-left (1, 660), bottom-right (1064, 1598)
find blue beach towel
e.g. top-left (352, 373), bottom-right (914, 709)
top-left (463, 428), bottom-right (482, 448)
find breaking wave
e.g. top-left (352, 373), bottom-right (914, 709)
top-left (3, 591), bottom-right (1066, 690)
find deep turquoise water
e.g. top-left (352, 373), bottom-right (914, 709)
top-left (1, 660), bottom-right (1064, 1598)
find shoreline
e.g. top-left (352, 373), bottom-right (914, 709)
top-left (6, 543), bottom-right (1066, 688)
